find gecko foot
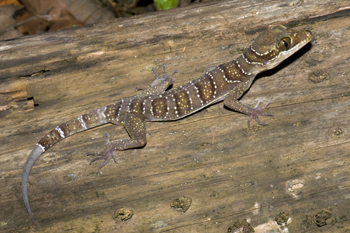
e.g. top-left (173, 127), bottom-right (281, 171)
top-left (152, 65), bottom-right (178, 85)
top-left (247, 99), bottom-right (274, 129)
top-left (85, 133), bottom-right (118, 172)
top-left (135, 65), bottom-right (178, 92)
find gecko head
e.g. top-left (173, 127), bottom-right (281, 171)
top-left (244, 25), bottom-right (312, 70)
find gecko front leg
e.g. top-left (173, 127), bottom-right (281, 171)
top-left (224, 87), bottom-right (273, 129)
top-left (85, 113), bottom-right (147, 172)
top-left (135, 65), bottom-right (178, 97)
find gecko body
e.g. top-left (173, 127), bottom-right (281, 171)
top-left (22, 25), bottom-right (312, 223)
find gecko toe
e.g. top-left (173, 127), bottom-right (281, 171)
top-left (89, 154), bottom-right (105, 165)
top-left (255, 117), bottom-right (268, 126)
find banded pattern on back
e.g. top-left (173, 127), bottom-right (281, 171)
top-left (36, 49), bottom-right (263, 152)
top-left (142, 58), bottom-right (252, 121)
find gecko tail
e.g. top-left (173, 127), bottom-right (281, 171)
top-left (22, 144), bottom-right (44, 224)
top-left (21, 106), bottom-right (114, 224)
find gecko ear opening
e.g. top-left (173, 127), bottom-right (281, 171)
top-left (278, 37), bottom-right (292, 51)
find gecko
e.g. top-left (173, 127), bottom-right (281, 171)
top-left (22, 25), bottom-right (312, 224)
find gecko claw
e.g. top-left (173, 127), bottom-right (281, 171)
top-left (247, 99), bottom-right (274, 129)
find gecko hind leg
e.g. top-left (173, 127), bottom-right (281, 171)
top-left (85, 133), bottom-right (118, 171)
top-left (85, 113), bottom-right (147, 172)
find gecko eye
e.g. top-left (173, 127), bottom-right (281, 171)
top-left (278, 37), bottom-right (292, 51)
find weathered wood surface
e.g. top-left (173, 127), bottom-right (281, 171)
top-left (1, 0), bottom-right (350, 232)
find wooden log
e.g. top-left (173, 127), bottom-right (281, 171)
top-left (1, 0), bottom-right (350, 232)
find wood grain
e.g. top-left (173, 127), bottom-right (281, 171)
top-left (1, 0), bottom-right (350, 232)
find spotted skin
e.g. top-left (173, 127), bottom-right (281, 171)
top-left (22, 25), bottom-right (312, 224)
